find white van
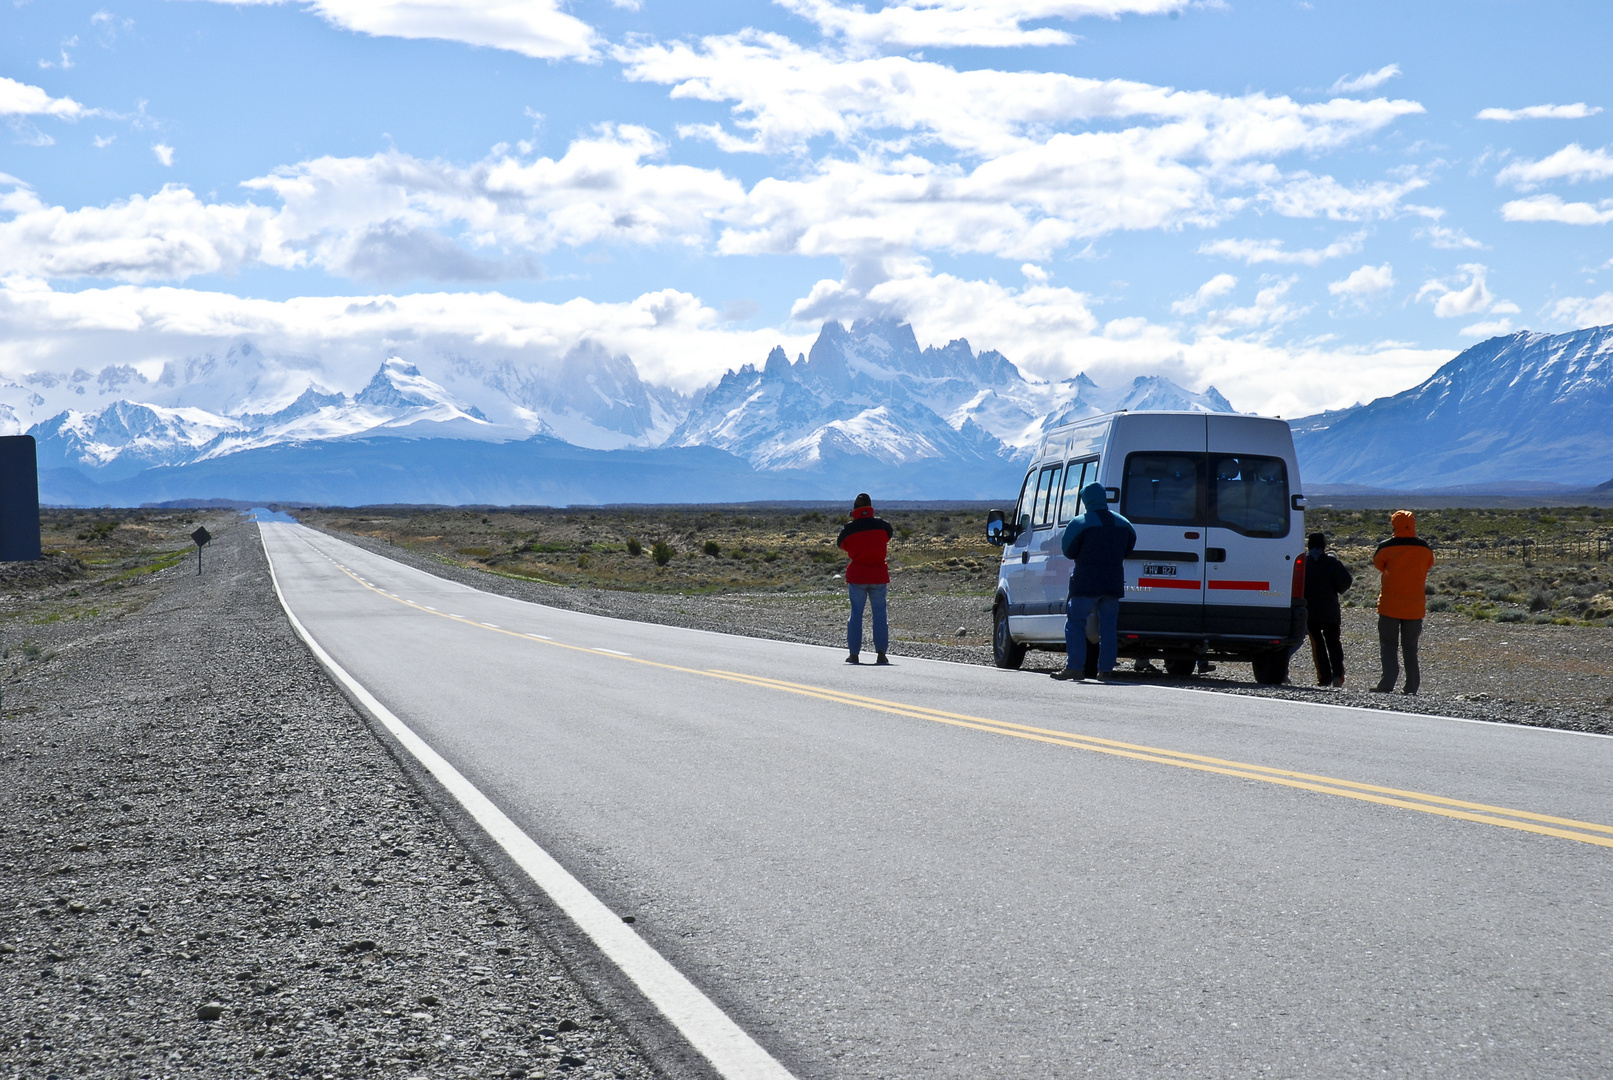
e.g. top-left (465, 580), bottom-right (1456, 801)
top-left (984, 411), bottom-right (1308, 683)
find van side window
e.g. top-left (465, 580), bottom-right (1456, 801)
top-left (1013, 471), bottom-right (1035, 534)
top-left (1121, 453), bottom-right (1204, 526)
top-left (1209, 455), bottom-right (1289, 538)
top-left (1033, 465), bottom-right (1061, 527)
top-left (1057, 458), bottom-right (1094, 524)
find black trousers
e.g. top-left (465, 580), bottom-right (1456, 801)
top-left (1377, 615), bottom-right (1423, 694)
top-left (1307, 618), bottom-right (1345, 685)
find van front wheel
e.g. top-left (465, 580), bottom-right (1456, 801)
top-left (993, 603), bottom-right (1027, 670)
top-left (1250, 650), bottom-right (1290, 685)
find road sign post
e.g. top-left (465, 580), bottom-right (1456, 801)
top-left (192, 526), bottom-right (211, 575)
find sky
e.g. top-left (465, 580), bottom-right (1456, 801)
top-left (3, 0), bottom-right (1612, 422)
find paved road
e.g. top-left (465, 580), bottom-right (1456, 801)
top-left (260, 521), bottom-right (1613, 1078)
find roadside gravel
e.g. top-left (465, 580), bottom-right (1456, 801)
top-left (315, 526), bottom-right (1613, 736)
top-left (0, 522), bottom-right (658, 1080)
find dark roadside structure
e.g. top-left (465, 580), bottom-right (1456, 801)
top-left (0, 435), bottom-right (42, 563)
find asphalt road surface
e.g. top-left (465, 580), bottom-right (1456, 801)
top-left (259, 521), bottom-right (1613, 1079)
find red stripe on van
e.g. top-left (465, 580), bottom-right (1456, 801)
top-left (1208, 580), bottom-right (1270, 591)
top-left (1138, 577), bottom-right (1201, 589)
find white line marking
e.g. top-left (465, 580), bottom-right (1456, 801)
top-left (594, 648), bottom-right (633, 656)
top-left (423, 605), bottom-right (436, 611)
top-left (258, 523), bottom-right (795, 1080)
top-left (484, 624), bottom-right (500, 629)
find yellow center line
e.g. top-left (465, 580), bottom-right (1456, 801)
top-left (711, 671), bottom-right (1613, 838)
top-left (311, 544), bottom-right (1613, 851)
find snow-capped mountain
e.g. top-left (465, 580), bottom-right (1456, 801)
top-left (31, 358), bottom-right (518, 480)
top-left (668, 318), bottom-right (1236, 471)
top-left (1291, 325), bottom-right (1613, 488)
top-left (440, 342), bottom-right (689, 451)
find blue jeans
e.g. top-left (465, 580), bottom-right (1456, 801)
top-left (1066, 594), bottom-right (1120, 674)
top-left (848, 584), bottom-right (889, 655)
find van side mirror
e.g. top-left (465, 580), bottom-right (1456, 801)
top-left (986, 509), bottom-right (1010, 546)
top-left (1291, 494), bottom-right (1308, 511)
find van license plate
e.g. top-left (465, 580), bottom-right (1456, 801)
top-left (1143, 563), bottom-right (1176, 576)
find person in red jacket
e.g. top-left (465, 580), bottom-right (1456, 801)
top-left (1372, 510), bottom-right (1435, 695)
top-left (837, 493), bottom-right (894, 665)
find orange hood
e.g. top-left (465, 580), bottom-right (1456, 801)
top-left (1392, 510), bottom-right (1416, 538)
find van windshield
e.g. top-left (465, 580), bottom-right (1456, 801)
top-left (1121, 454), bottom-right (1203, 526)
top-left (1210, 454), bottom-right (1289, 537)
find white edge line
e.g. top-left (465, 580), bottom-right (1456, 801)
top-left (256, 522), bottom-right (797, 1080)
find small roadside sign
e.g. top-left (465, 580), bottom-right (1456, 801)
top-left (192, 526), bottom-right (211, 575)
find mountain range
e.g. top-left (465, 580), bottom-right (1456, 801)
top-left (10, 318), bottom-right (1613, 507)
top-left (1291, 325), bottom-right (1613, 490)
top-left (5, 319), bottom-right (1237, 506)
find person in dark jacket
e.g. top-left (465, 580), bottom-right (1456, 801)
top-left (1302, 531), bottom-right (1354, 687)
top-left (1052, 482), bottom-right (1136, 681)
top-left (837, 493), bottom-right (894, 665)
top-left (1373, 510), bottom-right (1434, 694)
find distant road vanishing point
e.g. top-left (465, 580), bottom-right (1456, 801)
top-left (260, 520), bottom-right (1613, 1079)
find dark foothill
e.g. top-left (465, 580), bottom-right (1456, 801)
top-left (196, 1002), bottom-right (225, 1021)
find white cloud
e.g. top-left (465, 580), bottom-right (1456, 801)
top-left (1328, 263), bottom-right (1394, 300)
top-left (1477, 103), bottom-right (1601, 122)
top-left (1500, 194), bottom-right (1613, 225)
top-left (152, 143), bottom-right (175, 166)
top-left (1549, 292), bottom-right (1613, 328)
top-left (1261, 172), bottom-right (1427, 220)
top-left (1328, 64), bottom-right (1400, 95)
top-left (1458, 318), bottom-right (1513, 338)
top-left (776, 0), bottom-right (1187, 50)
top-left (1415, 223), bottom-right (1483, 249)
top-left (1495, 143), bottom-right (1613, 190)
top-left (0, 131), bottom-right (747, 284)
top-left (623, 35), bottom-right (1422, 160)
top-left (195, 0), bottom-right (598, 61)
top-left (93, 134), bottom-right (116, 149)
top-left (1171, 272), bottom-right (1237, 315)
top-left (1193, 277), bottom-right (1304, 336)
top-left (0, 276), bottom-right (807, 398)
top-left (0, 179), bottom-right (276, 282)
top-left (1199, 231), bottom-right (1364, 266)
top-left (1416, 263), bottom-right (1515, 320)
top-left (0, 75), bottom-right (88, 118)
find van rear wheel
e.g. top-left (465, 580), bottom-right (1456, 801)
top-left (1163, 657), bottom-right (1197, 678)
top-left (1250, 650), bottom-right (1290, 685)
top-left (993, 603), bottom-right (1027, 670)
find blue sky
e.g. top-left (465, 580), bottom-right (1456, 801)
top-left (3, 0), bottom-right (1612, 421)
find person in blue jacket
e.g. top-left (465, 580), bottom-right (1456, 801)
top-left (1052, 482), bottom-right (1137, 682)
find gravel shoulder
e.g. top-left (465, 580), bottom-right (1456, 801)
top-left (1, 521), bottom-right (661, 1080)
top-left (316, 525), bottom-right (1613, 736)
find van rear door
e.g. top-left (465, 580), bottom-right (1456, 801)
top-left (1113, 413), bottom-right (1207, 636)
top-left (1204, 416), bottom-right (1297, 640)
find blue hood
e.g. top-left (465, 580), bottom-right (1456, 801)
top-left (1081, 481), bottom-right (1110, 519)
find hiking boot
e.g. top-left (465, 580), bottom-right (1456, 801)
top-left (1331, 676), bottom-right (1345, 688)
top-left (1049, 667), bottom-right (1082, 681)
top-left (1369, 683), bottom-right (1393, 693)
top-left (875, 653), bottom-right (890, 666)
top-left (845, 654), bottom-right (860, 665)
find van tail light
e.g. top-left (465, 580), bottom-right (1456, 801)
top-left (1291, 554), bottom-right (1306, 600)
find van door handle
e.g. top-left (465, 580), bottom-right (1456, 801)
top-left (1206, 547), bottom-right (1227, 563)
top-left (1021, 550), bottom-right (1029, 564)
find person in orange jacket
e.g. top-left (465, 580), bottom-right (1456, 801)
top-left (1371, 510), bottom-right (1434, 695)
